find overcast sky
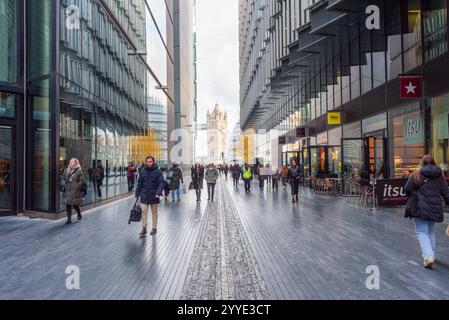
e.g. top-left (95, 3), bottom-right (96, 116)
top-left (195, 0), bottom-right (240, 157)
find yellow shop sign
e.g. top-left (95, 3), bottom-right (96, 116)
top-left (328, 112), bottom-right (341, 125)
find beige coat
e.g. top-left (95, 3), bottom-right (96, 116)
top-left (62, 167), bottom-right (85, 206)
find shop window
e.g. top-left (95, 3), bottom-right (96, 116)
top-left (391, 108), bottom-right (425, 177)
top-left (423, 0), bottom-right (448, 62)
top-left (403, 0), bottom-right (422, 72)
top-left (431, 93), bottom-right (449, 182)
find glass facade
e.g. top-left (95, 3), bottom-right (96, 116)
top-left (240, 0), bottom-right (449, 184)
top-left (0, 0), bottom-right (17, 84)
top-left (0, 0), bottom-right (173, 216)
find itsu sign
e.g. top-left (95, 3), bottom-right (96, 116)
top-left (376, 179), bottom-right (408, 206)
top-left (400, 75), bottom-right (423, 99)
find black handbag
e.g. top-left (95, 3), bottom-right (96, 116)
top-left (128, 198), bottom-right (142, 224)
top-left (405, 191), bottom-right (418, 219)
top-left (404, 174), bottom-right (426, 219)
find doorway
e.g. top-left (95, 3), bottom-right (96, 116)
top-left (0, 126), bottom-right (13, 215)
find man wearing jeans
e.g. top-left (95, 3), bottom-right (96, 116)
top-left (135, 156), bottom-right (165, 237)
top-left (205, 164), bottom-right (219, 202)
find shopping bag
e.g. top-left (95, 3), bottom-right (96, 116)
top-left (188, 181), bottom-right (194, 190)
top-left (128, 198), bottom-right (142, 224)
top-left (445, 224), bottom-right (449, 238)
top-left (182, 183), bottom-right (187, 194)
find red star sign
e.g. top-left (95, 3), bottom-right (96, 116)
top-left (400, 75), bottom-right (422, 99)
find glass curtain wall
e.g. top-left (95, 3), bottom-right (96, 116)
top-left (58, 0), bottom-right (147, 211)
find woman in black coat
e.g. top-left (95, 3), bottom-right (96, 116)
top-left (405, 155), bottom-right (449, 269)
top-left (191, 163), bottom-right (204, 202)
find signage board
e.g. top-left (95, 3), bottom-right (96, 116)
top-left (376, 179), bottom-right (408, 206)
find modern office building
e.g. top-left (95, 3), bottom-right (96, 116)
top-left (169, 0), bottom-right (195, 167)
top-left (0, 0), bottom-right (174, 217)
top-left (147, 95), bottom-right (168, 167)
top-left (239, 0), bottom-right (449, 181)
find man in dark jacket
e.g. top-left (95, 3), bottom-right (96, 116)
top-left (231, 163), bottom-right (241, 189)
top-left (405, 155), bottom-right (449, 268)
top-left (135, 156), bottom-right (165, 236)
top-left (191, 163), bottom-right (205, 202)
top-left (168, 162), bottom-right (183, 202)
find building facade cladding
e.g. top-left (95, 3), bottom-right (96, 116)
top-left (171, 0), bottom-right (194, 167)
top-left (148, 95), bottom-right (168, 166)
top-left (239, 0), bottom-right (449, 181)
top-left (0, 0), bottom-right (174, 216)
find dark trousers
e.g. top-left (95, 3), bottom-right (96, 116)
top-left (272, 178), bottom-right (279, 191)
top-left (207, 183), bottom-right (216, 201)
top-left (127, 178), bottom-right (135, 192)
top-left (259, 178), bottom-right (265, 189)
top-left (244, 179), bottom-right (251, 192)
top-left (66, 204), bottom-right (81, 221)
top-left (195, 188), bottom-right (202, 201)
top-left (233, 176), bottom-right (239, 187)
top-left (96, 184), bottom-right (102, 197)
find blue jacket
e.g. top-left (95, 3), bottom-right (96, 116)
top-left (136, 164), bottom-right (165, 205)
top-left (405, 165), bottom-right (449, 223)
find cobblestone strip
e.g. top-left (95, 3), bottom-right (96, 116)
top-left (180, 179), bottom-right (270, 300)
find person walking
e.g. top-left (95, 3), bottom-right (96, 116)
top-left (288, 160), bottom-right (302, 203)
top-left (272, 167), bottom-right (280, 192)
top-left (126, 162), bottom-right (137, 192)
top-left (61, 158), bottom-right (85, 225)
top-left (405, 155), bottom-right (449, 269)
top-left (280, 166), bottom-right (289, 189)
top-left (168, 162), bottom-right (183, 202)
top-left (266, 164), bottom-right (272, 186)
top-left (231, 163), bottom-right (242, 189)
top-left (205, 163), bottom-right (219, 202)
top-left (135, 156), bottom-right (165, 237)
top-left (224, 164), bottom-right (229, 179)
top-left (242, 163), bottom-right (253, 193)
top-left (93, 163), bottom-right (105, 198)
top-left (258, 164), bottom-right (265, 190)
top-left (191, 163), bottom-right (205, 202)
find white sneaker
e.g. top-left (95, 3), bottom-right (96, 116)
top-left (423, 257), bottom-right (435, 269)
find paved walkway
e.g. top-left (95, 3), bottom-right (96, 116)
top-left (1, 178), bottom-right (449, 300)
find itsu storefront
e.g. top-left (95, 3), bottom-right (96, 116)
top-left (376, 73), bottom-right (449, 208)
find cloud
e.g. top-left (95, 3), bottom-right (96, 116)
top-left (196, 0), bottom-right (240, 125)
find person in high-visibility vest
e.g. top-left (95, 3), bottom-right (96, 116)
top-left (242, 164), bottom-right (253, 193)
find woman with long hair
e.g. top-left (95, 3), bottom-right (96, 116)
top-left (405, 155), bottom-right (449, 269)
top-left (61, 158), bottom-right (85, 225)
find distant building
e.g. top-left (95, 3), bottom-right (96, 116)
top-left (147, 96), bottom-right (168, 166)
top-left (207, 103), bottom-right (228, 163)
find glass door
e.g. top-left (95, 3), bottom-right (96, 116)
top-left (0, 126), bottom-right (12, 214)
top-left (341, 138), bottom-right (365, 178)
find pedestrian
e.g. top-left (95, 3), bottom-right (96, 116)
top-left (93, 163), bottom-right (105, 198)
top-left (191, 162), bottom-right (204, 202)
top-left (61, 158), bottom-right (85, 225)
top-left (135, 156), bottom-right (165, 237)
top-left (272, 167), bottom-right (279, 192)
top-left (266, 164), bottom-right (272, 185)
top-left (242, 163), bottom-right (253, 193)
top-left (231, 163), bottom-right (242, 188)
top-left (258, 164), bottom-right (265, 190)
top-left (126, 162), bottom-right (137, 192)
top-left (288, 159), bottom-right (302, 203)
top-left (280, 166), bottom-right (288, 189)
top-left (405, 155), bottom-right (449, 269)
top-left (224, 164), bottom-right (229, 179)
top-left (167, 162), bottom-right (183, 202)
top-left (205, 163), bottom-right (219, 202)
